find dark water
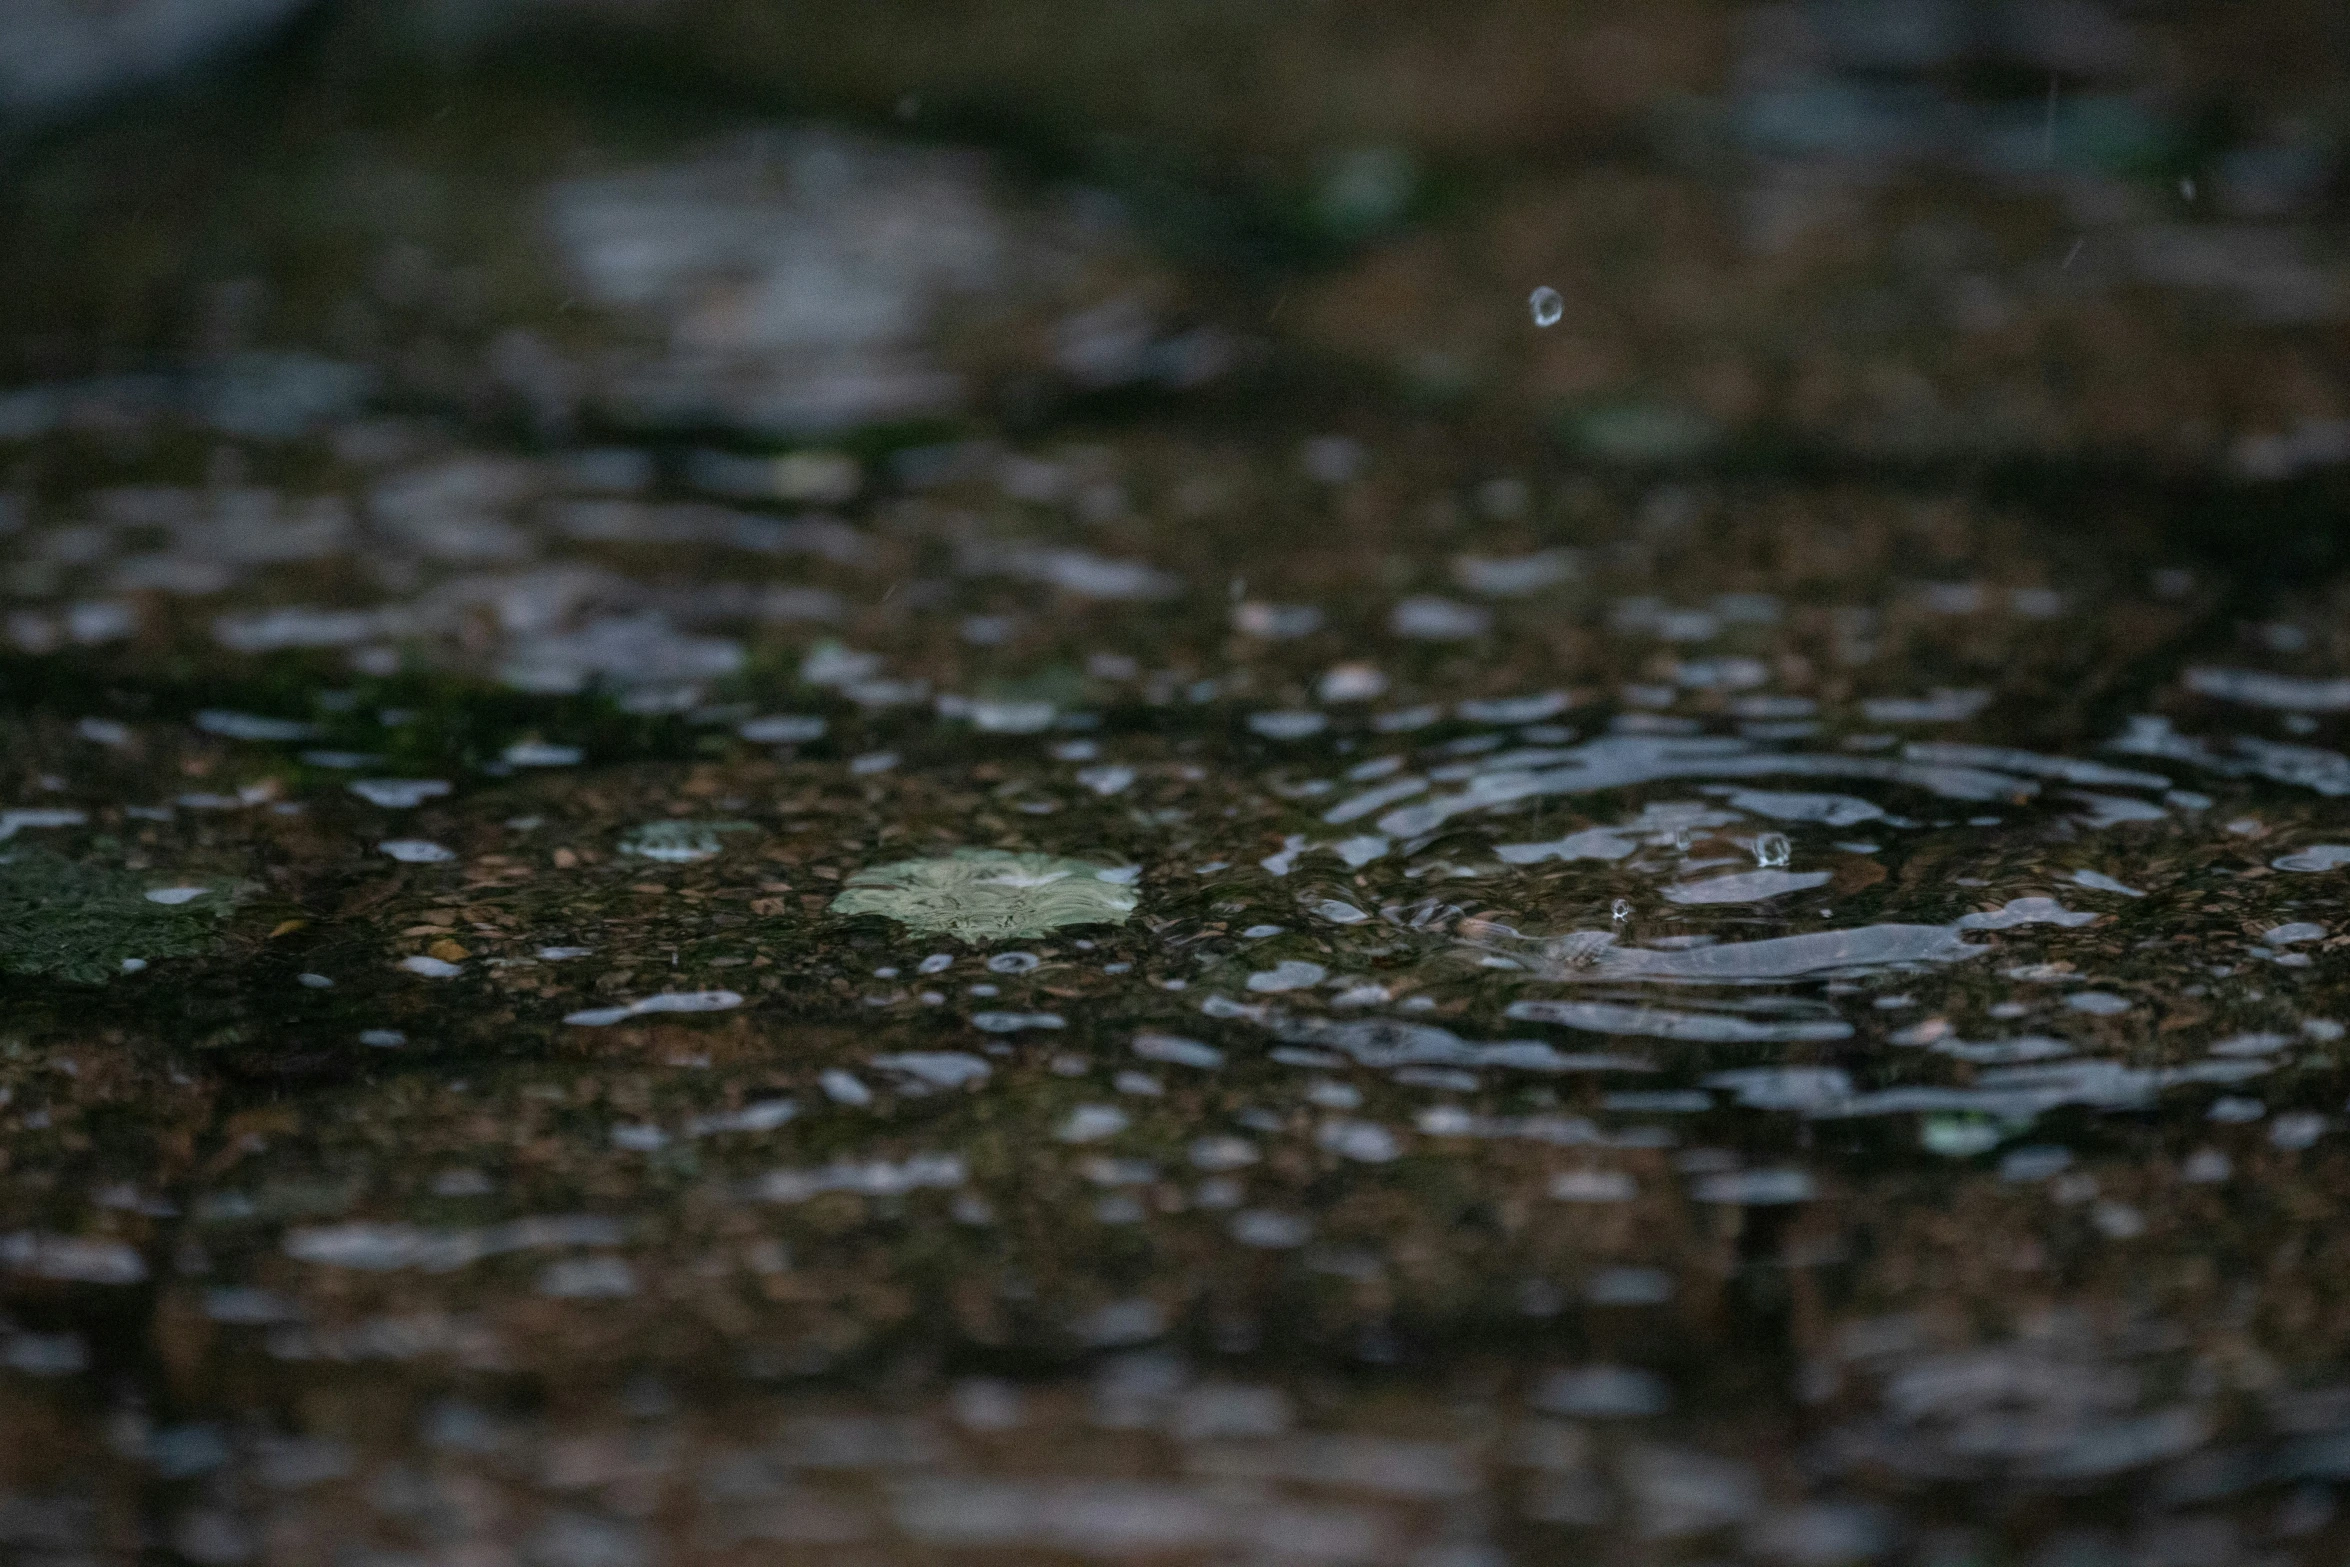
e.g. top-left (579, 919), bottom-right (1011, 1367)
top-left (2, 4), bottom-right (2349, 1563)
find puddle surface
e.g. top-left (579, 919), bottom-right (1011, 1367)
top-left (4, 3), bottom-right (2350, 1562)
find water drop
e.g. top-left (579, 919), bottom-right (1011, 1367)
top-left (1610, 898), bottom-right (1632, 923)
top-left (1528, 286), bottom-right (1564, 328)
top-left (1753, 833), bottom-right (1792, 868)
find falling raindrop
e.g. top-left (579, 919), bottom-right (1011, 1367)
top-left (1610, 898), bottom-right (1633, 923)
top-left (1528, 286), bottom-right (1564, 328)
top-left (1753, 833), bottom-right (1792, 869)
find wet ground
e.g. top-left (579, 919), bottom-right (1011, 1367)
top-left (3, 4), bottom-right (2350, 1564)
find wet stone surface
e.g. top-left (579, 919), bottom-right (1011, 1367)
top-left (2, 3), bottom-right (2350, 1564)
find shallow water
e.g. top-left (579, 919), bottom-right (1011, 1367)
top-left (3, 4), bottom-right (2350, 1564)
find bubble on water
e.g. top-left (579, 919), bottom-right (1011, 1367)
top-left (1611, 898), bottom-right (1633, 923)
top-left (1752, 833), bottom-right (1792, 868)
top-left (1529, 286), bottom-right (1565, 327)
top-left (620, 820), bottom-right (755, 863)
top-left (830, 851), bottom-right (1137, 941)
top-left (986, 951), bottom-right (1040, 974)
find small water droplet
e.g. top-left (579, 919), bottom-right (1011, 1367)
top-left (1528, 286), bottom-right (1564, 328)
top-left (1753, 833), bottom-right (1792, 868)
top-left (1610, 898), bottom-right (1632, 923)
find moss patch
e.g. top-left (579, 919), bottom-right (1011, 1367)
top-left (0, 849), bottom-right (231, 984)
